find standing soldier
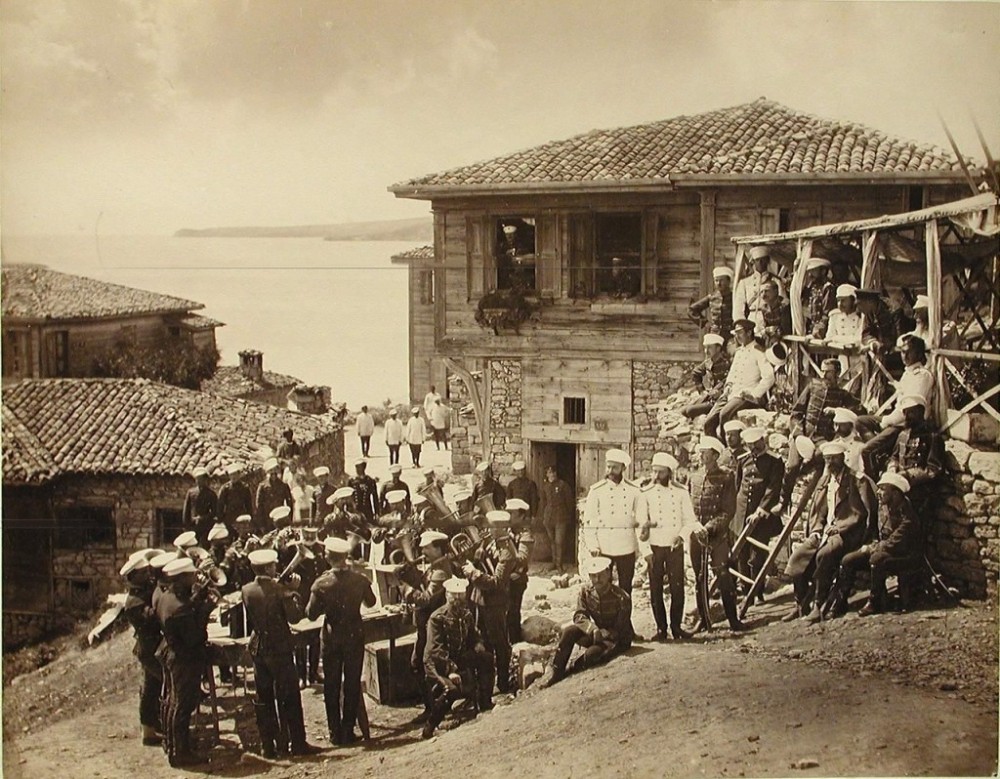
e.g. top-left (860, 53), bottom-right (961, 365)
top-left (183, 467), bottom-right (218, 547)
top-left (733, 245), bottom-right (784, 329)
top-left (469, 461), bottom-right (507, 517)
top-left (539, 465), bottom-right (575, 573)
top-left (688, 437), bottom-right (743, 631)
top-left (429, 398), bottom-right (452, 451)
top-left (637, 452), bottom-right (699, 641)
top-left (461, 510), bottom-right (517, 694)
top-left (582, 449), bottom-right (640, 596)
top-left (384, 408), bottom-right (404, 466)
top-left (311, 466), bottom-right (335, 523)
top-left (348, 459), bottom-right (379, 524)
top-left (241, 548), bottom-right (319, 758)
top-left (155, 556), bottom-right (214, 767)
top-left (689, 266), bottom-right (735, 342)
top-left (255, 458), bottom-right (293, 537)
top-left (121, 550), bottom-right (163, 746)
top-left (306, 537), bottom-right (377, 746)
top-left (405, 407), bottom-right (427, 468)
top-left (505, 461), bottom-right (539, 528)
top-left (719, 419), bottom-right (749, 476)
top-left (732, 428), bottom-right (785, 599)
top-left (379, 463), bottom-right (412, 515)
top-left (356, 405), bottom-right (375, 458)
top-left (217, 463), bottom-right (253, 538)
top-left (502, 498), bottom-right (534, 643)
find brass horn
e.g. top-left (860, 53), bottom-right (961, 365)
top-left (279, 541), bottom-right (315, 583)
top-left (417, 482), bottom-right (451, 517)
top-left (474, 494), bottom-right (497, 516)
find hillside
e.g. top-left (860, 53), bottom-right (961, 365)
top-left (175, 217), bottom-right (430, 240)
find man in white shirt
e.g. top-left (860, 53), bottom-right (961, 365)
top-left (405, 407), bottom-right (427, 468)
top-left (704, 319), bottom-right (775, 439)
top-left (423, 386), bottom-right (442, 421)
top-left (732, 245), bottom-right (785, 324)
top-left (429, 399), bottom-right (452, 451)
top-left (583, 448), bottom-right (640, 596)
top-left (356, 405), bottom-right (375, 458)
top-left (637, 452), bottom-right (699, 641)
top-left (384, 409), bottom-right (404, 467)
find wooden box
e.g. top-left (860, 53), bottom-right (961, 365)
top-left (362, 634), bottom-right (421, 705)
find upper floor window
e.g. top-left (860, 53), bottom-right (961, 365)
top-left (43, 331), bottom-right (69, 378)
top-left (2, 329), bottom-right (30, 379)
top-left (595, 213), bottom-right (642, 298)
top-left (494, 217), bottom-right (537, 292)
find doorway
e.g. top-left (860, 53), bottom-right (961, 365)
top-left (529, 442), bottom-right (579, 565)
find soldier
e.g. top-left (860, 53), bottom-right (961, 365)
top-left (217, 462), bottom-right (253, 537)
top-left (582, 448), bottom-right (640, 596)
top-left (255, 458), bottom-right (293, 537)
top-left (121, 550), bottom-right (163, 746)
top-left (703, 319), bottom-right (775, 439)
top-left (539, 465), bottom-right (575, 573)
top-left (802, 256), bottom-right (836, 337)
top-left (306, 537), bottom-right (376, 746)
top-left (502, 498), bottom-right (534, 643)
top-left (276, 428), bottom-right (302, 468)
top-left (155, 556), bottom-right (215, 767)
top-left (469, 461), bottom-right (507, 518)
top-left (422, 577), bottom-right (495, 739)
top-left (462, 510), bottom-right (517, 693)
top-left (538, 556), bottom-right (633, 687)
top-left (682, 333), bottom-right (732, 419)
top-left (182, 467), bottom-right (218, 547)
top-left (883, 395), bottom-right (945, 516)
top-left (637, 452), bottom-right (699, 641)
top-left (505, 461), bottom-right (539, 528)
top-left (311, 467), bottom-right (336, 524)
top-left (405, 407), bottom-right (427, 468)
top-left (758, 279), bottom-right (792, 348)
top-left (732, 428), bottom-right (784, 599)
top-left (719, 419), bottom-right (749, 476)
top-left (241, 548), bottom-right (320, 758)
top-left (384, 408), bottom-right (404, 467)
top-left (732, 245), bottom-right (785, 328)
top-left (379, 463), bottom-right (411, 515)
top-left (688, 437), bottom-right (744, 632)
top-left (224, 514), bottom-right (260, 590)
top-left (831, 408), bottom-right (865, 474)
top-left (292, 525), bottom-right (326, 688)
top-left (322, 487), bottom-right (364, 543)
top-left (261, 505), bottom-right (295, 556)
top-left (825, 284), bottom-right (865, 377)
top-left (348, 459), bottom-right (379, 524)
top-left (356, 405), bottom-right (375, 458)
top-left (688, 265), bottom-right (735, 341)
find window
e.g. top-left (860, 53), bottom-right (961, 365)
top-left (2, 329), bottom-right (30, 378)
top-left (43, 330), bottom-right (69, 377)
top-left (494, 217), bottom-right (537, 292)
top-left (419, 269), bottom-right (435, 305)
top-left (156, 508), bottom-right (185, 547)
top-left (55, 505), bottom-right (116, 550)
top-left (563, 395), bottom-right (587, 426)
top-left (168, 326), bottom-right (182, 338)
top-left (595, 213), bottom-right (642, 298)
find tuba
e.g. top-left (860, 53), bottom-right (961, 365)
top-left (278, 541), bottom-right (316, 583)
top-left (417, 482), bottom-right (451, 517)
top-left (448, 523), bottom-right (485, 564)
top-left (474, 493), bottom-right (497, 516)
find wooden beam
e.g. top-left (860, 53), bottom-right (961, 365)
top-left (699, 190), bottom-right (717, 296)
top-left (442, 356), bottom-right (490, 461)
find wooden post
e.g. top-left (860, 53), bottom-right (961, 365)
top-left (925, 219), bottom-right (947, 425)
top-left (442, 357), bottom-right (490, 461)
top-left (699, 190), bottom-right (717, 296)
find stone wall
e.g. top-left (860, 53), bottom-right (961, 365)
top-left (632, 360), bottom-right (697, 474)
top-left (931, 443), bottom-right (1000, 599)
top-left (2, 612), bottom-right (73, 651)
top-left (447, 372), bottom-right (481, 475)
top-left (487, 359), bottom-right (523, 469)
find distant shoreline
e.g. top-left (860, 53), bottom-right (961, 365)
top-left (175, 216), bottom-right (430, 241)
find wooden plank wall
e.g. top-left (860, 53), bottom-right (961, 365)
top-left (655, 204), bottom-right (701, 303)
top-left (408, 261), bottom-right (438, 403)
top-left (38, 316), bottom-right (169, 378)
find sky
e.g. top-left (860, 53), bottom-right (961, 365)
top-left (2, 0), bottom-right (999, 236)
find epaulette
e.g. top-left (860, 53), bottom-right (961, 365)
top-left (588, 480), bottom-right (608, 491)
top-left (640, 482), bottom-right (655, 492)
top-left (622, 478), bottom-right (639, 488)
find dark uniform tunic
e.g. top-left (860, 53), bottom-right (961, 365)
top-left (469, 478), bottom-right (507, 517)
top-left (760, 299), bottom-right (792, 345)
top-left (506, 475), bottom-right (540, 521)
top-left (123, 582), bottom-right (162, 730)
top-left (305, 567), bottom-right (376, 740)
top-left (888, 420), bottom-right (945, 513)
top-left (217, 480), bottom-right (253, 534)
top-left (689, 289), bottom-right (734, 340)
top-left (349, 474), bottom-right (379, 522)
top-left (424, 601), bottom-right (494, 715)
top-left (549, 583), bottom-right (633, 680)
top-left (690, 466), bottom-right (741, 626)
top-left (733, 450), bottom-right (785, 586)
top-left (791, 379), bottom-right (863, 441)
top-left (254, 476), bottom-right (293, 536)
top-left (378, 478), bottom-right (412, 515)
top-left (182, 485), bottom-right (219, 546)
top-left (805, 280), bottom-right (836, 335)
top-left (467, 537), bottom-right (516, 692)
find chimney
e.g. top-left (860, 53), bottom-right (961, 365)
top-left (238, 349), bottom-right (264, 382)
top-left (287, 385), bottom-right (330, 415)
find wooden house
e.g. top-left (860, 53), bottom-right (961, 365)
top-left (1, 264), bottom-right (222, 385)
top-left (1, 378), bottom-right (345, 648)
top-left (391, 245), bottom-right (446, 403)
top-left (389, 98), bottom-right (972, 497)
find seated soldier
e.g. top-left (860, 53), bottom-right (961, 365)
top-left (703, 319), bottom-right (775, 439)
top-left (832, 472), bottom-right (923, 617)
top-left (422, 577), bottom-right (495, 739)
top-left (779, 435), bottom-right (824, 520)
top-left (682, 334), bottom-right (732, 420)
top-left (538, 556), bottom-right (633, 688)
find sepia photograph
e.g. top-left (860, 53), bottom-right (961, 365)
top-left (1, 1), bottom-right (998, 776)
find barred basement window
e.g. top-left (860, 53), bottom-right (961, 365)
top-left (563, 396), bottom-right (587, 426)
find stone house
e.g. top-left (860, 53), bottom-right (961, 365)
top-left (1, 264), bottom-right (222, 385)
top-left (389, 98), bottom-right (971, 507)
top-left (1, 378), bottom-right (344, 647)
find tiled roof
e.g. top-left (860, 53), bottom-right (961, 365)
top-left (177, 313), bottom-right (225, 330)
top-left (1, 378), bottom-right (340, 485)
top-left (2, 264), bottom-right (204, 320)
top-left (201, 365), bottom-right (302, 399)
top-left (392, 98), bottom-right (966, 193)
top-left (2, 405), bottom-right (59, 485)
top-left (392, 246), bottom-right (435, 261)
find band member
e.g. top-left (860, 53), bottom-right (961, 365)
top-left (703, 319), bottom-right (775, 439)
top-left (583, 448), bottom-right (640, 595)
top-left (312, 467), bottom-right (335, 523)
top-left (539, 466), bottom-right (575, 573)
top-left (637, 452), bottom-right (699, 641)
top-left (689, 265), bottom-right (734, 340)
top-left (217, 462), bottom-right (253, 537)
top-left (121, 551), bottom-right (163, 746)
top-left (422, 577), bottom-right (495, 739)
top-left (689, 437), bottom-right (744, 631)
top-left (155, 556), bottom-right (215, 767)
top-left (505, 461), bottom-right (539, 526)
top-left (292, 525), bottom-right (326, 687)
top-left (255, 458), bottom-right (293, 537)
top-left (502, 499), bottom-right (534, 643)
top-left (462, 510), bottom-right (516, 693)
top-left (183, 467), bottom-right (219, 547)
top-left (470, 461), bottom-right (507, 518)
top-left (682, 333), bottom-right (732, 420)
top-left (538, 556), bottom-right (633, 687)
top-left (261, 505), bottom-right (295, 557)
top-left (379, 463), bottom-right (411, 515)
top-left (224, 514), bottom-right (260, 589)
top-left (242, 549), bottom-right (319, 758)
top-left (732, 427), bottom-right (784, 599)
top-left (306, 537), bottom-right (377, 746)
top-left (348, 459), bottom-right (379, 524)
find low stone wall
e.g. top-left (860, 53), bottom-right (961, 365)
top-left (2, 612), bottom-right (71, 651)
top-left (488, 359), bottom-right (524, 470)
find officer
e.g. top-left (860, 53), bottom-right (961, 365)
top-left (538, 556), bottom-right (633, 687)
top-left (241, 548), bottom-right (319, 758)
top-left (348, 459), bottom-right (379, 524)
top-left (422, 577), bottom-right (495, 739)
top-left (217, 462), bottom-right (253, 537)
top-left (637, 452), bottom-right (699, 641)
top-left (121, 550), bottom-right (163, 746)
top-left (732, 245), bottom-right (784, 327)
top-left (582, 448), bottom-right (640, 596)
top-left (732, 428), bottom-right (784, 599)
top-left (719, 419), bottom-right (749, 475)
top-left (703, 319), bottom-right (775, 439)
top-left (182, 467), bottom-right (219, 547)
top-left (688, 265), bottom-right (735, 340)
top-left (539, 466), bottom-right (575, 573)
top-left (884, 395), bottom-right (945, 516)
top-left (155, 556), bottom-right (214, 767)
top-left (305, 536), bottom-right (376, 746)
top-left (379, 463), bottom-right (411, 515)
top-left (255, 458), bottom-right (293, 537)
top-left (469, 461), bottom-right (507, 518)
top-left (462, 510), bottom-right (517, 693)
top-left (312, 466), bottom-right (335, 523)
top-left (505, 461), bottom-right (539, 524)
top-left (682, 333), bottom-right (732, 420)
top-left (802, 256), bottom-right (836, 337)
top-left (688, 437), bottom-right (744, 631)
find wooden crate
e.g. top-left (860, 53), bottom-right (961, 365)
top-left (362, 634), bottom-right (421, 705)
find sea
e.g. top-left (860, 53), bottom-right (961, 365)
top-left (0, 234), bottom-right (422, 409)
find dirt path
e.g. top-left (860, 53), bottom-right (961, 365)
top-left (4, 600), bottom-right (997, 779)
